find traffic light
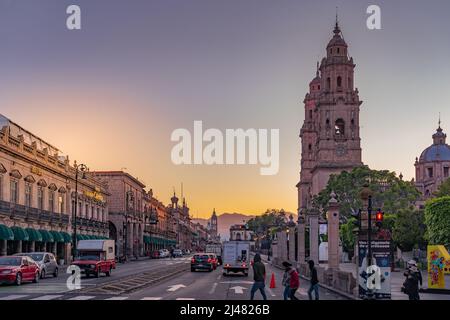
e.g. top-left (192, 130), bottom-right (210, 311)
top-left (375, 209), bottom-right (384, 228)
top-left (351, 209), bottom-right (361, 231)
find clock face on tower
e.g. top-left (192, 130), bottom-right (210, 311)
top-left (336, 144), bottom-right (347, 157)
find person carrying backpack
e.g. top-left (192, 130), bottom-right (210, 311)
top-left (307, 260), bottom-right (319, 300)
top-left (402, 260), bottom-right (422, 300)
top-left (283, 262), bottom-right (299, 300)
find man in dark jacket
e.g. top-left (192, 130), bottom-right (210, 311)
top-left (307, 260), bottom-right (319, 300)
top-left (250, 254), bottom-right (267, 300)
top-left (403, 260), bottom-right (422, 300)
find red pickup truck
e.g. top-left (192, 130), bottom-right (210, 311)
top-left (71, 240), bottom-right (116, 278)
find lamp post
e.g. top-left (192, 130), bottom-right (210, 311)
top-left (72, 162), bottom-right (88, 260)
top-left (123, 190), bottom-right (134, 262)
top-left (360, 183), bottom-right (375, 299)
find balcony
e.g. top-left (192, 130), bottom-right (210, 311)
top-left (0, 200), bottom-right (70, 226)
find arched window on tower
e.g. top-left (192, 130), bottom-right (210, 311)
top-left (348, 78), bottom-right (352, 89)
top-left (326, 78), bottom-right (331, 91)
top-left (309, 110), bottom-right (313, 120)
top-left (335, 119), bottom-right (345, 136)
top-left (337, 76), bottom-right (342, 88)
top-left (308, 144), bottom-right (312, 151)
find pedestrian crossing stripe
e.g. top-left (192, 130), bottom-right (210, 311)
top-left (31, 295), bottom-right (63, 300)
top-left (105, 297), bottom-right (128, 300)
top-left (0, 295), bottom-right (28, 300)
top-left (140, 297), bottom-right (162, 300)
top-left (176, 298), bottom-right (195, 300)
top-left (68, 295), bottom-right (95, 300)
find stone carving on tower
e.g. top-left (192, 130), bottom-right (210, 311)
top-left (297, 18), bottom-right (363, 216)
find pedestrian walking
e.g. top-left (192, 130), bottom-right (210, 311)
top-left (288, 264), bottom-right (300, 300)
top-left (307, 260), bottom-right (319, 300)
top-left (170, 247), bottom-right (174, 259)
top-left (282, 261), bottom-right (292, 300)
top-left (250, 254), bottom-right (267, 300)
top-left (402, 259), bottom-right (422, 300)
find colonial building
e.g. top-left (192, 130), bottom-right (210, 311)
top-left (415, 121), bottom-right (450, 201)
top-left (230, 224), bottom-right (252, 241)
top-left (168, 193), bottom-right (193, 251)
top-left (297, 19), bottom-right (363, 214)
top-left (93, 171), bottom-right (147, 259)
top-left (143, 190), bottom-right (177, 253)
top-left (0, 114), bottom-right (109, 264)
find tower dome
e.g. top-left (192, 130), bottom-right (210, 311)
top-left (419, 125), bottom-right (450, 162)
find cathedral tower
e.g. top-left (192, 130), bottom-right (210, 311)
top-left (298, 19), bottom-right (363, 214)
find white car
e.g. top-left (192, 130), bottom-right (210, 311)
top-left (159, 249), bottom-right (170, 258)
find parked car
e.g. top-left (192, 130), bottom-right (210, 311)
top-left (173, 249), bottom-right (183, 258)
top-left (150, 250), bottom-right (160, 259)
top-left (14, 252), bottom-right (58, 279)
top-left (191, 253), bottom-right (215, 272)
top-left (0, 256), bottom-right (40, 285)
top-left (159, 249), bottom-right (170, 258)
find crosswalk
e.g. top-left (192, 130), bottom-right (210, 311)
top-left (0, 294), bottom-right (195, 301)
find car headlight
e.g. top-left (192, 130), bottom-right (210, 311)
top-left (0, 270), bottom-right (13, 274)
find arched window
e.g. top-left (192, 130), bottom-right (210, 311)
top-left (337, 76), bottom-right (342, 87)
top-left (308, 144), bottom-right (312, 151)
top-left (348, 77), bottom-right (352, 89)
top-left (309, 110), bottom-right (313, 120)
top-left (327, 78), bottom-right (331, 90)
top-left (335, 119), bottom-right (345, 136)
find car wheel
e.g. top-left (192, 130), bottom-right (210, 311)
top-left (15, 273), bottom-right (22, 286)
top-left (106, 267), bottom-right (112, 277)
top-left (94, 268), bottom-right (100, 278)
top-left (53, 268), bottom-right (58, 278)
top-left (40, 269), bottom-right (46, 279)
top-left (244, 272), bottom-right (249, 277)
top-left (33, 272), bottom-right (40, 283)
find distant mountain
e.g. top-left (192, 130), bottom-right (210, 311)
top-left (192, 211), bottom-right (297, 241)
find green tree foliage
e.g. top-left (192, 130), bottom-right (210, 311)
top-left (434, 178), bottom-right (450, 197)
top-left (340, 217), bottom-right (357, 256)
top-left (425, 196), bottom-right (450, 247)
top-left (312, 166), bottom-right (420, 219)
top-left (247, 209), bottom-right (289, 240)
top-left (392, 209), bottom-right (426, 251)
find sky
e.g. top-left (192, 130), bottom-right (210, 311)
top-left (0, 0), bottom-right (449, 218)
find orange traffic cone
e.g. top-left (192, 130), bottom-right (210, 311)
top-left (269, 272), bottom-right (276, 289)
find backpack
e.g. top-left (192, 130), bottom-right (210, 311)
top-left (289, 269), bottom-right (300, 288)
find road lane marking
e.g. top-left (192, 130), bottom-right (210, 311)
top-left (176, 298), bottom-right (195, 300)
top-left (68, 295), bottom-right (95, 300)
top-left (267, 288), bottom-right (276, 297)
top-left (220, 281), bottom-right (253, 284)
top-left (209, 282), bottom-right (218, 294)
top-left (230, 286), bottom-right (246, 294)
top-left (141, 297), bottom-right (162, 300)
top-left (105, 297), bottom-right (128, 300)
top-left (167, 284), bottom-right (186, 292)
top-left (31, 295), bottom-right (63, 300)
top-left (0, 295), bottom-right (28, 300)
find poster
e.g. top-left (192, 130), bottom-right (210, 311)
top-left (358, 239), bottom-right (392, 299)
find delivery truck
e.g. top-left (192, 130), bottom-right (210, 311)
top-left (71, 240), bottom-right (116, 278)
top-left (222, 241), bottom-right (250, 276)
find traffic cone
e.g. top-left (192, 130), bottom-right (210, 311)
top-left (269, 272), bottom-right (276, 289)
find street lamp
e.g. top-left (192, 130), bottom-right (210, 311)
top-left (360, 183), bottom-right (375, 299)
top-left (72, 162), bottom-right (89, 260)
top-left (123, 190), bottom-right (134, 262)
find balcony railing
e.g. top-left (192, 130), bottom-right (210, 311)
top-left (0, 200), bottom-right (70, 226)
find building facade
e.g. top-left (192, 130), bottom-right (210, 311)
top-left (415, 122), bottom-right (450, 201)
top-left (0, 114), bottom-right (109, 263)
top-left (230, 224), bottom-right (252, 241)
top-left (207, 209), bottom-right (220, 243)
top-left (297, 20), bottom-right (363, 214)
top-left (93, 171), bottom-right (147, 259)
top-left (168, 193), bottom-right (193, 251)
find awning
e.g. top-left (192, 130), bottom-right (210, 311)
top-left (49, 231), bottom-right (64, 243)
top-left (0, 224), bottom-right (14, 241)
top-left (39, 230), bottom-right (54, 243)
top-left (11, 226), bottom-right (29, 241)
top-left (143, 235), bottom-right (150, 244)
top-left (74, 234), bottom-right (86, 241)
top-left (26, 228), bottom-right (43, 242)
top-left (61, 232), bottom-right (72, 243)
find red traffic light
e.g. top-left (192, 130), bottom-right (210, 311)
top-left (375, 210), bottom-right (384, 222)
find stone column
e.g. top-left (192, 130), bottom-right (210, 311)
top-left (327, 192), bottom-right (340, 269)
top-left (52, 242), bottom-right (57, 256)
top-left (16, 240), bottom-right (22, 253)
top-left (0, 240), bottom-right (6, 255)
top-left (30, 241), bottom-right (35, 252)
top-left (281, 231), bottom-right (288, 262)
top-left (271, 242), bottom-right (278, 265)
top-left (297, 210), bottom-right (306, 265)
top-left (288, 227), bottom-right (296, 263)
top-left (309, 209), bottom-right (319, 265)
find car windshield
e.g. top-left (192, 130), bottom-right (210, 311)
top-left (77, 254), bottom-right (100, 261)
top-left (27, 254), bottom-right (43, 262)
top-left (0, 257), bottom-right (22, 266)
top-left (194, 255), bottom-right (209, 260)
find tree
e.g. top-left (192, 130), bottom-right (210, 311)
top-left (434, 178), bottom-right (450, 197)
top-left (340, 218), bottom-right (357, 258)
top-left (425, 196), bottom-right (450, 247)
top-left (392, 209), bottom-right (426, 251)
top-left (312, 166), bottom-right (420, 219)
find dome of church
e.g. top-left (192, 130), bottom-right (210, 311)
top-left (419, 125), bottom-right (450, 162)
top-left (327, 22), bottom-right (347, 48)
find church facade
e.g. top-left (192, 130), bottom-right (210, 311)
top-left (297, 20), bottom-right (363, 215)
